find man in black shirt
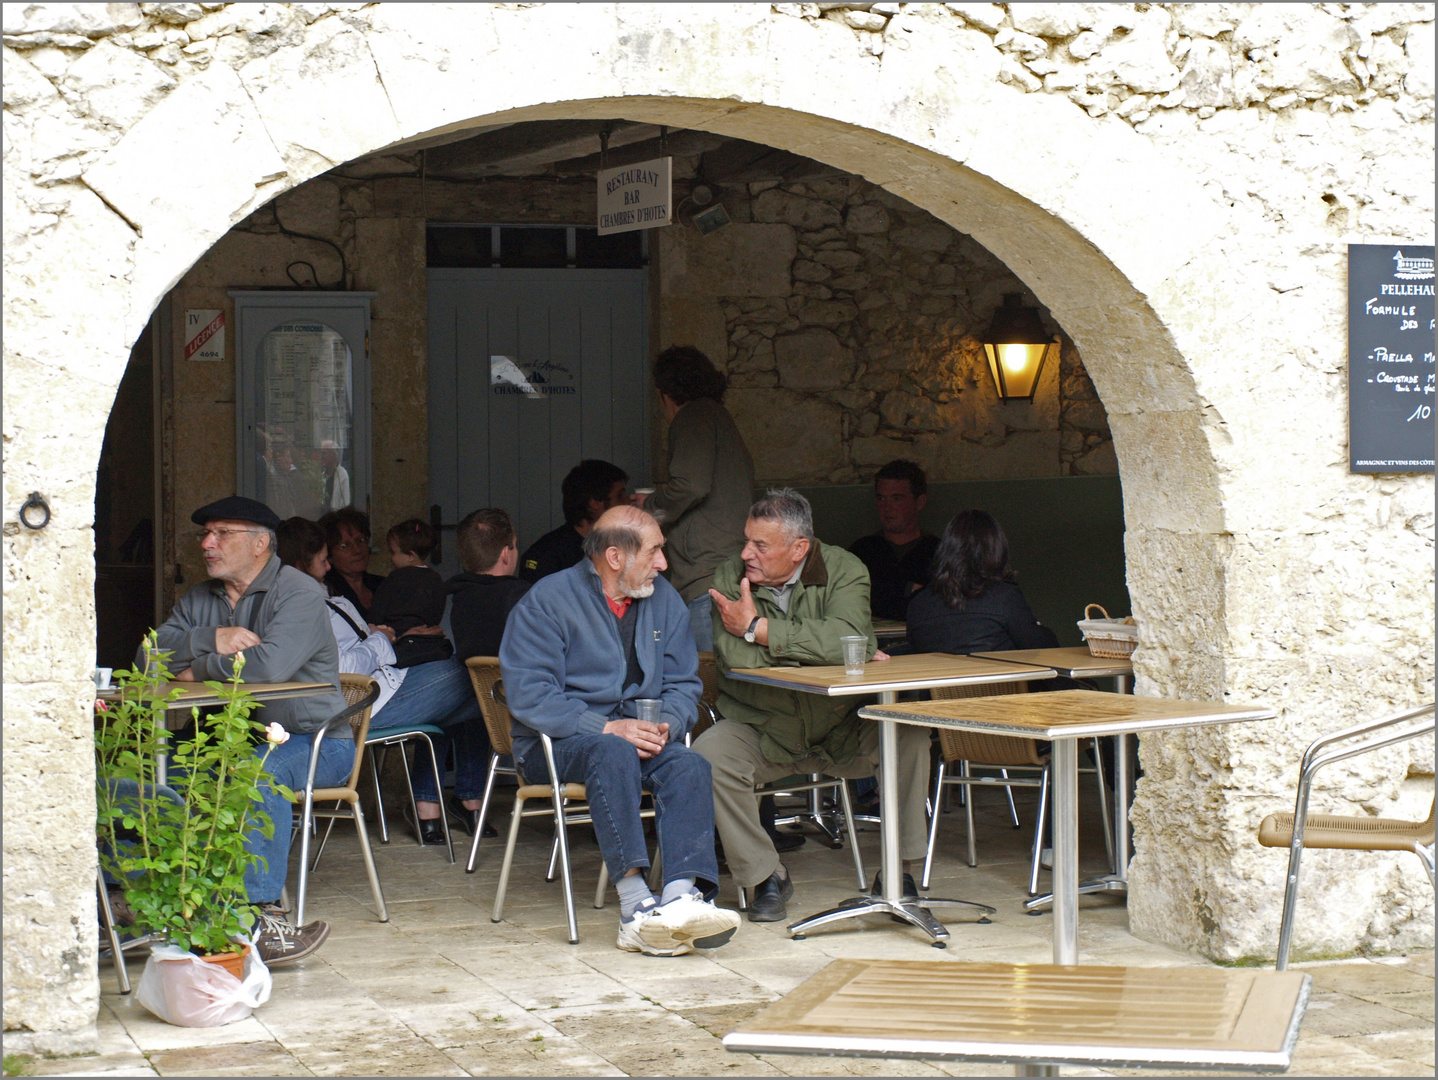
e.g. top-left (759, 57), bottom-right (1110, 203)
top-left (848, 459), bottom-right (939, 622)
top-left (519, 459), bottom-right (629, 584)
top-left (448, 507), bottom-right (531, 660)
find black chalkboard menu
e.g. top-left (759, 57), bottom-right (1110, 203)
top-left (1349, 243), bottom-right (1435, 473)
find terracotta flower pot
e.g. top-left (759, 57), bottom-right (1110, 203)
top-left (197, 944), bottom-right (248, 981)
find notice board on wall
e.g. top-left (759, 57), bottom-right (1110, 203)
top-left (1348, 243), bottom-right (1435, 473)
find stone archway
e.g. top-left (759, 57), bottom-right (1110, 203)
top-left (5, 3), bottom-right (1432, 1052)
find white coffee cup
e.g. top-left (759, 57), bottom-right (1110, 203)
top-left (93, 667), bottom-right (113, 690)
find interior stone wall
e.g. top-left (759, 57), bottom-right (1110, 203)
top-left (154, 163), bottom-right (1110, 597)
top-left (3, 1), bottom-right (1432, 1052)
top-left (659, 175), bottom-right (1114, 484)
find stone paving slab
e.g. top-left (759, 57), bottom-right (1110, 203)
top-left (30, 794), bottom-right (1437, 1077)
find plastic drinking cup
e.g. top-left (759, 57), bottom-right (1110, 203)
top-left (635, 698), bottom-right (663, 724)
top-left (840, 636), bottom-right (867, 676)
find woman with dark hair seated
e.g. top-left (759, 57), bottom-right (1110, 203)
top-left (278, 517), bottom-right (494, 844)
top-left (905, 509), bottom-right (1058, 655)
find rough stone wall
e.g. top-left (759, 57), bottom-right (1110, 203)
top-left (660, 175), bottom-right (1114, 484)
top-left (158, 164), bottom-right (1106, 580)
top-left (2, 0), bottom-right (1433, 1052)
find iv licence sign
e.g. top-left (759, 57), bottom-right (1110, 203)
top-left (597, 156), bottom-right (671, 236)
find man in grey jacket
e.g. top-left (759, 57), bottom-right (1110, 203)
top-left (635, 346), bottom-right (754, 651)
top-left (149, 496), bottom-right (346, 967)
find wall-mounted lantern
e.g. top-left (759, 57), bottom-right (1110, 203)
top-left (982, 293), bottom-right (1059, 402)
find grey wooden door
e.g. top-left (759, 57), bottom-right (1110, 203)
top-left (428, 269), bottom-right (649, 578)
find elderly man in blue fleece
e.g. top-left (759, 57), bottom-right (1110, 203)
top-left (500, 505), bottom-right (741, 956)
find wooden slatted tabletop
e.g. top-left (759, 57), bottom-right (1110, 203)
top-left (726, 653), bottom-right (1055, 697)
top-left (97, 681), bottom-right (334, 710)
top-left (973, 646), bottom-right (1133, 680)
top-left (861, 689), bottom-right (1274, 739)
top-left (723, 958), bottom-right (1311, 1071)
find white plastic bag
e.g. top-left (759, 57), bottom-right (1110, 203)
top-left (135, 941), bottom-right (272, 1027)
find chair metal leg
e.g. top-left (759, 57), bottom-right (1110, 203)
top-left (1275, 836), bottom-right (1305, 971)
top-left (475, 754), bottom-right (500, 840)
top-left (492, 795), bottom-right (526, 923)
top-left (594, 862), bottom-right (610, 909)
top-left (1091, 737), bottom-right (1115, 874)
top-left (837, 780), bottom-right (866, 890)
top-left (312, 812), bottom-right (339, 868)
top-left (546, 832), bottom-right (561, 882)
top-left (416, 732), bottom-right (455, 864)
top-left (1028, 764), bottom-right (1050, 897)
top-left (97, 874), bottom-right (131, 995)
top-left (370, 745), bottom-right (390, 844)
top-left (296, 789), bottom-right (317, 927)
top-left (921, 761), bottom-right (945, 890)
top-left (963, 762), bottom-right (978, 868)
top-left (1000, 769), bottom-right (1021, 828)
top-left (348, 801), bottom-right (389, 922)
top-left (553, 807), bottom-right (580, 945)
top-left (398, 744), bottom-right (422, 846)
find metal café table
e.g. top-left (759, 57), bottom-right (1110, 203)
top-left (859, 690), bottom-right (1274, 964)
top-left (98, 680), bottom-right (334, 784)
top-left (974, 648), bottom-right (1135, 910)
top-left (725, 653), bottom-right (1056, 945)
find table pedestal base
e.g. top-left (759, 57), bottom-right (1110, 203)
top-left (788, 895), bottom-right (995, 946)
top-left (1024, 874), bottom-right (1127, 912)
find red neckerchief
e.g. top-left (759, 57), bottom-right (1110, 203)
top-left (605, 594), bottom-right (632, 618)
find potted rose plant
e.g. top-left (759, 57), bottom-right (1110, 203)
top-left (96, 633), bottom-right (291, 1008)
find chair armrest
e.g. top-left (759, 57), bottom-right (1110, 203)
top-left (1286, 703), bottom-right (1434, 844)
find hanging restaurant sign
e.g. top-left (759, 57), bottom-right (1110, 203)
top-left (597, 156), bottom-right (671, 236)
top-left (1348, 244), bottom-right (1435, 473)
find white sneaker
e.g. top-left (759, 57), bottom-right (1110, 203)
top-left (640, 893), bottom-right (741, 952)
top-left (617, 907), bottom-right (693, 956)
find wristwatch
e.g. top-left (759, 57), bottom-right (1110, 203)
top-left (743, 616), bottom-right (762, 643)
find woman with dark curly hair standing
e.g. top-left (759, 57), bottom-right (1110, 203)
top-left (634, 346), bottom-right (755, 651)
top-left (905, 509), bottom-right (1057, 655)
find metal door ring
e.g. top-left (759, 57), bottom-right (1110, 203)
top-left (19, 492), bottom-right (50, 530)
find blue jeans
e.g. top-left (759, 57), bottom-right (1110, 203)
top-left (687, 594), bottom-right (714, 652)
top-left (368, 658), bottom-right (490, 802)
top-left (518, 734), bottom-right (718, 889)
top-left (247, 735), bottom-right (355, 904)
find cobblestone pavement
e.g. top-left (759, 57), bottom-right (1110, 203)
top-left (31, 783), bottom-right (1436, 1077)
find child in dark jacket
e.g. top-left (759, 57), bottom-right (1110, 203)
top-left (366, 518), bottom-right (446, 636)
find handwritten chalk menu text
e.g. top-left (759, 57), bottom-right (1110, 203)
top-left (1349, 244), bottom-right (1435, 473)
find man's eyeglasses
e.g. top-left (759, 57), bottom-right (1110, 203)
top-left (194, 528), bottom-right (262, 543)
top-left (332, 538), bottom-right (369, 552)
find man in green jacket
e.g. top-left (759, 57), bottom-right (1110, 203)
top-left (695, 489), bottom-right (932, 922)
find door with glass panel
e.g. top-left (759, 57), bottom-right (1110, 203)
top-left (232, 291), bottom-right (374, 522)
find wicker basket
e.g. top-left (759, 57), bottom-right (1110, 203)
top-left (1077, 604), bottom-right (1139, 658)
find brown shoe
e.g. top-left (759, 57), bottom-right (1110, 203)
top-left (253, 904), bottom-right (330, 967)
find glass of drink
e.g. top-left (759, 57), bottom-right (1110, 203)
top-left (635, 698), bottom-right (663, 725)
top-left (840, 636), bottom-right (867, 676)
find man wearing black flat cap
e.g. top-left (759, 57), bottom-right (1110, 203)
top-left (147, 495), bottom-right (347, 967)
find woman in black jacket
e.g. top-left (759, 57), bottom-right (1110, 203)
top-left (905, 510), bottom-right (1057, 655)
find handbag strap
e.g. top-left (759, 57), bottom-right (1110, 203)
top-left (327, 600), bottom-right (369, 641)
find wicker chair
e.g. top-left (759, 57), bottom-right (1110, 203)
top-left (921, 683), bottom-right (1111, 896)
top-left (462, 656), bottom-right (658, 945)
top-left (1259, 702), bottom-right (1435, 969)
top-left (295, 674), bottom-right (386, 926)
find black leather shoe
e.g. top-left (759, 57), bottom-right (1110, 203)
top-left (747, 870), bottom-right (794, 922)
top-left (870, 871), bottom-right (919, 901)
top-left (448, 796), bottom-right (498, 839)
top-left (418, 817), bottom-right (447, 845)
